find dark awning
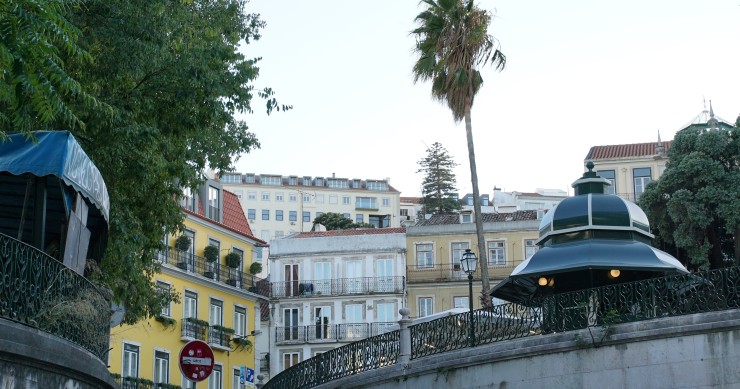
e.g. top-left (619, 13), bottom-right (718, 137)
top-left (0, 131), bottom-right (109, 222)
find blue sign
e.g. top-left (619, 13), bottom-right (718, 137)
top-left (239, 367), bottom-right (255, 387)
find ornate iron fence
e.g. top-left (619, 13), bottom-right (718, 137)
top-left (264, 266), bottom-right (740, 388)
top-left (265, 329), bottom-right (400, 389)
top-left (0, 232), bottom-right (110, 360)
top-left (181, 318), bottom-right (207, 340)
top-left (270, 276), bottom-right (405, 298)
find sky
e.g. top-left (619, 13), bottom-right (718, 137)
top-left (234, 0), bottom-right (740, 197)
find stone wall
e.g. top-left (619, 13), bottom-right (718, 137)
top-left (317, 309), bottom-right (740, 389)
top-left (0, 320), bottom-right (116, 389)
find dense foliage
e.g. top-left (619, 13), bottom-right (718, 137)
top-left (2, 0), bottom-right (289, 323)
top-left (412, 0), bottom-right (506, 296)
top-left (417, 142), bottom-right (460, 214)
top-left (312, 212), bottom-right (374, 231)
top-left (640, 119), bottom-right (739, 269)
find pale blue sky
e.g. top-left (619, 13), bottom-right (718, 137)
top-left (234, 0), bottom-right (740, 197)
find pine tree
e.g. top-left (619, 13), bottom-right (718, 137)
top-left (417, 142), bottom-right (461, 215)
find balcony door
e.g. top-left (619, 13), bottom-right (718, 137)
top-left (376, 259), bottom-right (394, 292)
top-left (283, 308), bottom-right (299, 341)
top-left (344, 304), bottom-right (364, 340)
top-left (285, 264), bottom-right (299, 297)
top-left (314, 262), bottom-right (331, 295)
top-left (314, 306), bottom-right (332, 340)
top-left (345, 261), bottom-right (363, 294)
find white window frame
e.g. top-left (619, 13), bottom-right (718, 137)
top-left (153, 350), bottom-right (169, 384)
top-left (418, 297), bottom-right (433, 318)
top-left (415, 243), bottom-right (434, 268)
top-left (487, 240), bottom-right (506, 266)
top-left (122, 342), bottom-right (140, 378)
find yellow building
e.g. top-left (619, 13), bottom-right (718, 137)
top-left (109, 178), bottom-right (268, 389)
top-left (405, 211), bottom-right (540, 317)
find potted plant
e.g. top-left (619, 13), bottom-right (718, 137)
top-left (154, 315), bottom-right (177, 331)
top-left (203, 245), bottom-right (219, 278)
top-left (232, 336), bottom-right (253, 352)
top-left (248, 262), bottom-right (262, 275)
top-left (225, 252), bottom-right (241, 286)
top-left (175, 235), bottom-right (192, 270)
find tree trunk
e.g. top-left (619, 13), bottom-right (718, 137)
top-left (464, 95), bottom-right (490, 303)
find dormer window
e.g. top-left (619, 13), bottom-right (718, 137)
top-left (461, 211), bottom-right (473, 223)
top-left (245, 174), bottom-right (255, 183)
top-left (181, 187), bottom-right (196, 211)
top-left (208, 186), bottom-right (220, 222)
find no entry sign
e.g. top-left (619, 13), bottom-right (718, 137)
top-left (179, 340), bottom-right (215, 382)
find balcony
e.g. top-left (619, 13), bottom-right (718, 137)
top-left (275, 323), bottom-right (393, 345)
top-left (406, 263), bottom-right (517, 283)
top-left (208, 325), bottom-right (234, 351)
top-left (154, 248), bottom-right (270, 297)
top-left (270, 276), bottom-right (405, 299)
top-left (181, 318), bottom-right (208, 341)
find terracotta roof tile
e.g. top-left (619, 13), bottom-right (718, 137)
top-left (400, 197), bottom-right (422, 203)
top-left (416, 210), bottom-right (538, 226)
top-left (585, 141), bottom-right (672, 160)
top-left (290, 227), bottom-right (406, 239)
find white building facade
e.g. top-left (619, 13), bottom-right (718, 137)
top-left (266, 228), bottom-right (407, 378)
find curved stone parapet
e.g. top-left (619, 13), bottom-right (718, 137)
top-left (0, 319), bottom-right (117, 389)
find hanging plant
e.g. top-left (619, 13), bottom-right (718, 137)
top-left (225, 252), bottom-right (241, 269)
top-left (203, 245), bottom-right (219, 262)
top-left (175, 235), bottom-right (191, 252)
top-left (155, 315), bottom-right (177, 330)
top-left (232, 336), bottom-right (253, 352)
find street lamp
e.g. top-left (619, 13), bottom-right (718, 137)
top-left (461, 249), bottom-right (478, 347)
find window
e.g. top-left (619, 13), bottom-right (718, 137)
top-left (181, 187), bottom-right (195, 211)
top-left (234, 306), bottom-right (247, 337)
top-left (235, 190), bottom-right (243, 199)
top-left (262, 175), bottom-right (281, 185)
top-left (276, 210), bottom-right (284, 221)
top-left (283, 352), bottom-right (300, 370)
top-left (451, 242), bottom-right (470, 270)
top-left (232, 248), bottom-right (244, 269)
top-left (366, 181), bottom-right (388, 191)
top-left (275, 230), bottom-right (284, 238)
top-left (315, 178), bottom-right (324, 186)
top-left (247, 191), bottom-right (256, 200)
top-left (260, 230), bottom-right (270, 241)
top-left (182, 374), bottom-right (196, 389)
top-left (633, 167), bottom-right (652, 200)
top-left (488, 240), bottom-right (506, 265)
top-left (247, 209), bottom-right (256, 220)
top-left (122, 343), bottom-right (139, 378)
top-left (221, 174), bottom-right (241, 184)
top-left (289, 193), bottom-right (297, 202)
top-left (303, 194), bottom-right (311, 203)
top-left (316, 195), bottom-right (324, 204)
top-left (261, 209), bottom-right (269, 220)
top-left (303, 176), bottom-right (312, 186)
top-left (284, 308), bottom-right (300, 340)
top-left (461, 214), bottom-right (472, 223)
top-left (416, 243), bottom-right (433, 268)
top-left (245, 174), bottom-right (255, 183)
top-left (253, 247), bottom-right (263, 261)
top-left (156, 281), bottom-right (171, 317)
top-left (482, 196), bottom-right (490, 206)
top-left (382, 198), bottom-right (390, 207)
top-left (342, 196), bottom-right (350, 205)
top-left (276, 192), bottom-right (284, 201)
top-left (400, 209), bottom-right (409, 217)
top-left (328, 179), bottom-right (349, 189)
top-left (453, 296), bottom-right (468, 309)
top-left (288, 176), bottom-right (298, 185)
top-left (598, 169), bottom-right (616, 195)
top-left (261, 192), bottom-right (270, 201)
top-left (233, 368), bottom-right (245, 389)
top-left (525, 239), bottom-right (538, 259)
top-left (289, 211), bottom-right (297, 222)
top-left (154, 351), bottom-right (169, 384)
top-left (377, 303), bottom-right (395, 323)
top-left (329, 195), bottom-right (338, 204)
top-left (355, 214), bottom-right (364, 223)
top-left (303, 211), bottom-right (310, 222)
top-left (418, 297), bottom-right (433, 318)
top-left (356, 197), bottom-right (377, 210)
top-left (208, 364), bottom-right (222, 389)
top-left (184, 290), bottom-right (197, 319)
top-left (210, 299), bottom-right (223, 326)
top-left (207, 186), bottom-right (220, 221)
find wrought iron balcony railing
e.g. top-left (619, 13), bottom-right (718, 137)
top-left (0, 232), bottom-right (110, 360)
top-left (270, 276), bottom-right (405, 298)
top-left (276, 322), bottom-right (394, 345)
top-left (154, 248), bottom-right (270, 297)
top-left (181, 318), bottom-right (208, 341)
top-left (406, 263), bottom-right (517, 283)
top-left (208, 325), bottom-right (234, 349)
top-left (264, 266), bottom-right (740, 389)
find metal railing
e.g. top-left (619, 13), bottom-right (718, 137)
top-left (181, 318), bottom-right (207, 340)
top-left (155, 248), bottom-right (270, 297)
top-left (406, 263), bottom-right (516, 283)
top-left (264, 266), bottom-right (740, 389)
top-left (276, 322), bottom-right (394, 344)
top-left (112, 375), bottom-right (182, 389)
top-left (208, 326), bottom-right (233, 349)
top-left (270, 276), bottom-right (405, 298)
top-left (0, 232), bottom-right (110, 360)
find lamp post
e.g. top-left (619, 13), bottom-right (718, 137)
top-left (461, 249), bottom-right (478, 347)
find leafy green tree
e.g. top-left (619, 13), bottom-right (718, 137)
top-left (640, 119), bottom-right (739, 269)
top-left (5, 0), bottom-right (289, 324)
top-left (312, 212), bottom-right (374, 231)
top-left (417, 142), bottom-right (460, 214)
top-left (412, 0), bottom-right (506, 296)
top-left (0, 0), bottom-right (99, 138)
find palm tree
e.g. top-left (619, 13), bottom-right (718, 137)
top-left (412, 0), bottom-right (506, 300)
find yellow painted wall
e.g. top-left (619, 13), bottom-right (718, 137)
top-left (109, 214), bottom-right (261, 387)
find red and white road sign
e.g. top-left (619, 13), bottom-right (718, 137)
top-left (179, 340), bottom-right (215, 382)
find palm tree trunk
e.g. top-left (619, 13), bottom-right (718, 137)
top-left (464, 95), bottom-right (490, 302)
